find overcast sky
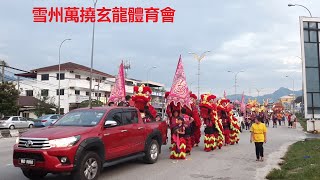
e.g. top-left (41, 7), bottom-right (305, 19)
top-left (0, 0), bottom-right (318, 97)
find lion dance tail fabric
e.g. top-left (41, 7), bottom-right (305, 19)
top-left (204, 134), bottom-right (215, 152)
top-left (214, 132), bottom-right (224, 149)
top-left (185, 136), bottom-right (193, 153)
top-left (170, 138), bottom-right (186, 159)
top-left (230, 115), bottom-right (240, 145)
top-left (223, 128), bottom-right (230, 145)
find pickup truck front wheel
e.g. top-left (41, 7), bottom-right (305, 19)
top-left (72, 151), bottom-right (101, 180)
top-left (144, 140), bottom-right (159, 164)
top-left (21, 169), bottom-right (47, 180)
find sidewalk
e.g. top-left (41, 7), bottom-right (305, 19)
top-left (0, 129), bottom-right (28, 139)
top-left (255, 122), bottom-right (306, 180)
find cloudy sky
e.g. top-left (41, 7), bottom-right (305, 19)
top-left (0, 0), bottom-right (318, 97)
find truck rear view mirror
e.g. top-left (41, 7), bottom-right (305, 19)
top-left (104, 120), bottom-right (118, 128)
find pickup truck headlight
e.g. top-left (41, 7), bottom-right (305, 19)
top-left (49, 136), bottom-right (80, 148)
top-left (15, 137), bottom-right (19, 145)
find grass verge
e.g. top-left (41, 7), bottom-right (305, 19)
top-left (266, 139), bottom-right (320, 180)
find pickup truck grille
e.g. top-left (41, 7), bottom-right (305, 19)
top-left (18, 138), bottom-right (50, 149)
top-left (13, 152), bottom-right (45, 161)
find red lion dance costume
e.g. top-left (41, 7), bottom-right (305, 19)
top-left (165, 92), bottom-right (182, 144)
top-left (131, 84), bottom-right (157, 121)
top-left (183, 93), bottom-right (201, 147)
top-left (228, 106), bottom-right (240, 145)
top-left (169, 119), bottom-right (187, 160)
top-left (217, 98), bottom-right (231, 145)
top-left (199, 94), bottom-right (224, 151)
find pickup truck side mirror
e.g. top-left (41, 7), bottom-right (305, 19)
top-left (104, 120), bottom-right (118, 128)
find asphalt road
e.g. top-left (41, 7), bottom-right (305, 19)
top-left (0, 123), bottom-right (306, 180)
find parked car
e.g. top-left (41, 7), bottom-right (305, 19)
top-left (34, 114), bottom-right (61, 127)
top-left (13, 107), bottom-right (168, 180)
top-left (0, 116), bottom-right (34, 129)
top-left (232, 110), bottom-right (244, 132)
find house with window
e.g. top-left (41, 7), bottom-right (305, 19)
top-left (16, 62), bottom-right (116, 114)
top-left (15, 62), bottom-right (166, 115)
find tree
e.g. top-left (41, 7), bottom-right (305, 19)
top-left (295, 96), bottom-right (302, 103)
top-left (0, 82), bottom-right (19, 116)
top-left (33, 94), bottom-right (57, 117)
top-left (79, 100), bottom-right (103, 108)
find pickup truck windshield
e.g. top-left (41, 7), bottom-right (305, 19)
top-left (54, 110), bottom-right (105, 127)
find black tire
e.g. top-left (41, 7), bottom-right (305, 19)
top-left (29, 124), bottom-right (33, 128)
top-left (21, 169), bottom-right (47, 180)
top-left (72, 151), bottom-right (101, 180)
top-left (9, 125), bottom-right (14, 130)
top-left (143, 139), bottom-right (159, 164)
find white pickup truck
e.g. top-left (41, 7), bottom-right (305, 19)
top-left (232, 110), bottom-right (244, 132)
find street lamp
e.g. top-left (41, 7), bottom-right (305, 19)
top-left (286, 75), bottom-right (295, 113)
top-left (189, 50), bottom-right (211, 99)
top-left (255, 88), bottom-right (263, 97)
top-left (288, 4), bottom-right (312, 17)
top-left (58, 38), bottom-right (71, 115)
top-left (228, 70), bottom-right (244, 101)
top-left (89, 0), bottom-right (98, 109)
top-left (146, 66), bottom-right (157, 86)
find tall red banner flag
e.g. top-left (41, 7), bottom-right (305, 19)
top-left (166, 55), bottom-right (191, 109)
top-left (108, 62), bottom-right (126, 103)
top-left (240, 91), bottom-right (246, 116)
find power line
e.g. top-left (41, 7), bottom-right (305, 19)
top-left (0, 64), bottom-right (29, 73)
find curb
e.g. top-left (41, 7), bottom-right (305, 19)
top-left (0, 129), bottom-right (28, 139)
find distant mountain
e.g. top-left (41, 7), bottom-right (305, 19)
top-left (3, 74), bottom-right (16, 82)
top-left (226, 87), bottom-right (302, 104)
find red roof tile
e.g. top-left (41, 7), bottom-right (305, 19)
top-left (18, 96), bottom-right (39, 107)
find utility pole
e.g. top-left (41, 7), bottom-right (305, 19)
top-left (89, 0), bottom-right (98, 109)
top-left (0, 60), bottom-right (5, 83)
top-left (17, 76), bottom-right (20, 116)
top-left (123, 60), bottom-right (131, 78)
top-left (228, 70), bottom-right (244, 101)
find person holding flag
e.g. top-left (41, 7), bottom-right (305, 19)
top-left (165, 55), bottom-right (193, 155)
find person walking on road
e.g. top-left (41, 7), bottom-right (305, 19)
top-left (250, 117), bottom-right (267, 162)
top-left (288, 113), bottom-right (293, 128)
top-left (272, 113), bottom-right (277, 128)
top-left (291, 113), bottom-right (297, 129)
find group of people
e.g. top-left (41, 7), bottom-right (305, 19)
top-left (165, 92), bottom-right (241, 160)
top-left (244, 111), bottom-right (297, 130)
top-left (269, 112), bottom-right (297, 129)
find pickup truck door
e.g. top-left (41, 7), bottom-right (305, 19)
top-left (122, 110), bottom-right (146, 153)
top-left (102, 109), bottom-right (131, 160)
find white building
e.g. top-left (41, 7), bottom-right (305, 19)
top-left (17, 62), bottom-right (129, 115)
top-left (16, 62), bottom-right (165, 116)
